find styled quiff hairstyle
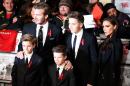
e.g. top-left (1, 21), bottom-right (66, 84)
top-left (67, 11), bottom-right (84, 23)
top-left (32, 2), bottom-right (50, 15)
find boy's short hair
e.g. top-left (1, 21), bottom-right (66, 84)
top-left (67, 11), bottom-right (84, 23)
top-left (52, 45), bottom-right (67, 56)
top-left (22, 34), bottom-right (37, 45)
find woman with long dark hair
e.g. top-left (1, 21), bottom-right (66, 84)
top-left (97, 17), bottom-right (123, 86)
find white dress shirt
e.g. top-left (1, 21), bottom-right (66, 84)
top-left (71, 29), bottom-right (83, 58)
top-left (57, 65), bottom-right (64, 76)
top-left (36, 22), bottom-right (49, 46)
top-left (24, 52), bottom-right (33, 63)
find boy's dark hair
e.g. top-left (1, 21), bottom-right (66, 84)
top-left (33, 2), bottom-right (50, 15)
top-left (22, 34), bottom-right (37, 46)
top-left (67, 11), bottom-right (84, 23)
top-left (52, 45), bottom-right (67, 56)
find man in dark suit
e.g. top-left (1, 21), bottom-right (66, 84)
top-left (66, 11), bottom-right (98, 86)
top-left (18, 2), bottom-right (62, 65)
top-left (48, 45), bottom-right (75, 86)
top-left (12, 34), bottom-right (47, 86)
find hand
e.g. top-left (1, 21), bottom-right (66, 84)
top-left (16, 51), bottom-right (24, 59)
top-left (64, 60), bottom-right (73, 71)
top-left (87, 84), bottom-right (93, 86)
top-left (12, 17), bottom-right (18, 23)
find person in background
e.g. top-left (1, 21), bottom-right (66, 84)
top-left (104, 3), bottom-right (130, 38)
top-left (51, 0), bottom-right (72, 34)
top-left (84, 0), bottom-right (104, 35)
top-left (97, 17), bottom-right (123, 86)
top-left (12, 34), bottom-right (47, 86)
top-left (0, 0), bottom-right (19, 30)
top-left (66, 11), bottom-right (98, 86)
top-left (48, 45), bottom-right (75, 86)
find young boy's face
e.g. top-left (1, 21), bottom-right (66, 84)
top-left (22, 41), bottom-right (35, 54)
top-left (53, 52), bottom-right (66, 66)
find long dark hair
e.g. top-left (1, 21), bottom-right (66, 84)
top-left (100, 17), bottom-right (118, 51)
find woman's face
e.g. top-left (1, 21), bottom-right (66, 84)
top-left (102, 20), bottom-right (116, 37)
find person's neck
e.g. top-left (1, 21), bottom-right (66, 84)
top-left (6, 11), bottom-right (13, 14)
top-left (57, 62), bottom-right (66, 68)
top-left (59, 15), bottom-right (67, 21)
top-left (39, 21), bottom-right (48, 26)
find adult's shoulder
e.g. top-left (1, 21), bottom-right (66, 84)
top-left (83, 29), bottom-right (96, 39)
top-left (48, 21), bottom-right (62, 33)
top-left (23, 22), bottom-right (36, 28)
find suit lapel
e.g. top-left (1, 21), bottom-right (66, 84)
top-left (43, 23), bottom-right (52, 46)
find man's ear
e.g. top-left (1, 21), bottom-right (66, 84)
top-left (64, 56), bottom-right (67, 60)
top-left (45, 15), bottom-right (48, 20)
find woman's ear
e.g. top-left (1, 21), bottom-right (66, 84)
top-left (114, 25), bottom-right (117, 30)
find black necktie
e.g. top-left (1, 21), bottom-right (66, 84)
top-left (73, 35), bottom-right (77, 52)
top-left (25, 58), bottom-right (28, 65)
top-left (56, 68), bottom-right (60, 83)
top-left (38, 26), bottom-right (43, 47)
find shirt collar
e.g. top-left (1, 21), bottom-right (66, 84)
top-left (24, 52), bottom-right (33, 59)
top-left (57, 64), bottom-right (65, 69)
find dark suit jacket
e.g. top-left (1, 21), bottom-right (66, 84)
top-left (48, 64), bottom-right (75, 86)
top-left (11, 53), bottom-right (47, 86)
top-left (66, 30), bottom-right (98, 86)
top-left (19, 22), bottom-right (62, 65)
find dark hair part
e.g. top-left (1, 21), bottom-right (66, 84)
top-left (22, 34), bottom-right (37, 46)
top-left (67, 11), bottom-right (84, 23)
top-left (33, 2), bottom-right (50, 15)
top-left (52, 45), bottom-right (67, 57)
top-left (103, 16), bottom-right (118, 28)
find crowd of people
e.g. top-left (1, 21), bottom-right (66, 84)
top-left (0, 0), bottom-right (130, 86)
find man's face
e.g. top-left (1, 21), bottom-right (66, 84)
top-left (59, 5), bottom-right (70, 16)
top-left (31, 8), bottom-right (48, 25)
top-left (3, 0), bottom-right (14, 12)
top-left (53, 52), bottom-right (66, 66)
top-left (69, 18), bottom-right (83, 34)
top-left (22, 41), bottom-right (35, 54)
top-left (107, 8), bottom-right (117, 17)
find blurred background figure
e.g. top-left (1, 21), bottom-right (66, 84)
top-left (104, 3), bottom-right (130, 38)
top-left (0, 0), bottom-right (19, 30)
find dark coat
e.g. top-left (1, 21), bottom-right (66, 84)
top-left (48, 64), bottom-right (75, 86)
top-left (0, 11), bottom-right (20, 30)
top-left (11, 53), bottom-right (47, 86)
top-left (116, 11), bottom-right (130, 38)
top-left (19, 22), bottom-right (62, 65)
top-left (97, 34), bottom-right (123, 86)
top-left (66, 30), bottom-right (98, 86)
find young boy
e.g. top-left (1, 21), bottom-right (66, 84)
top-left (48, 45), bottom-right (75, 86)
top-left (11, 34), bottom-right (47, 86)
